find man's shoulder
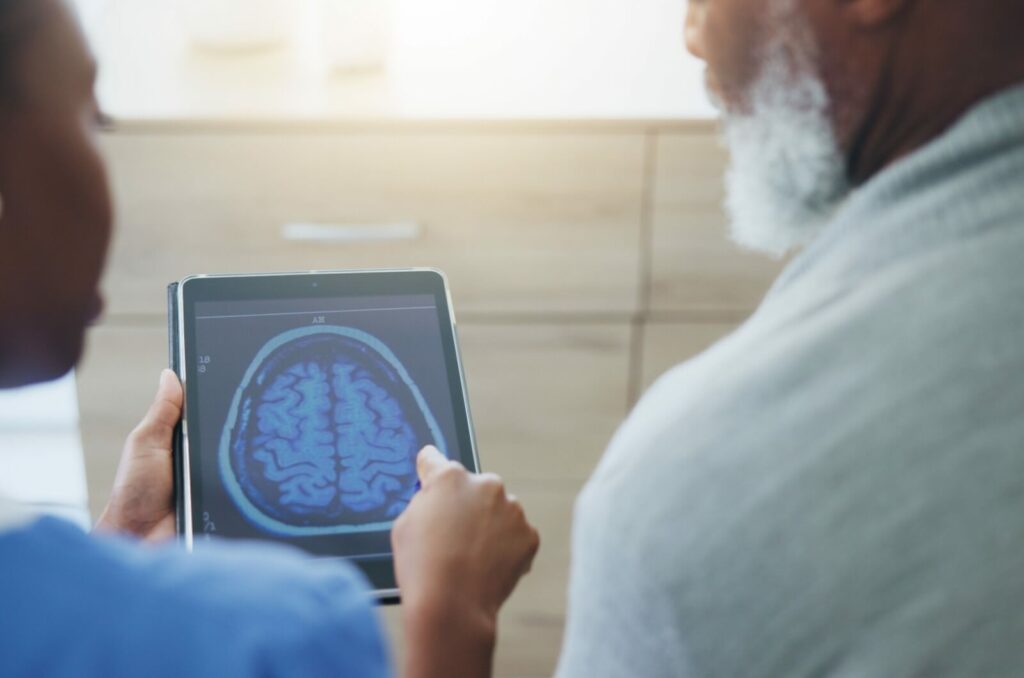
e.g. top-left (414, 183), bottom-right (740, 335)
top-left (569, 224), bottom-right (1024, 675)
top-left (581, 219), bottom-right (1024, 552)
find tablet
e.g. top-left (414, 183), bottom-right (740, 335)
top-left (168, 269), bottom-right (479, 602)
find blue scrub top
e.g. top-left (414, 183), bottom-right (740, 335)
top-left (0, 517), bottom-right (393, 678)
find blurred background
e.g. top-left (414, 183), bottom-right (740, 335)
top-left (1, 0), bottom-right (783, 674)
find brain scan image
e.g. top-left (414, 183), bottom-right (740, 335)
top-left (219, 325), bottom-right (446, 536)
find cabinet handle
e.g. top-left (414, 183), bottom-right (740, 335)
top-left (281, 221), bottom-right (422, 243)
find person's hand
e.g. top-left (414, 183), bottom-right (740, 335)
top-left (393, 446), bottom-right (540, 678)
top-left (94, 369), bottom-right (182, 542)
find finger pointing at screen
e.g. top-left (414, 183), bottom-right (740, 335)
top-left (393, 445), bottom-right (540, 678)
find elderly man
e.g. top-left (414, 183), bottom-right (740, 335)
top-left (557, 0), bottom-right (1024, 676)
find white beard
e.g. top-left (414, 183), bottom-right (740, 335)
top-left (716, 0), bottom-right (850, 257)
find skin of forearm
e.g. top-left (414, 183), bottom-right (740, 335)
top-left (401, 595), bottom-right (497, 678)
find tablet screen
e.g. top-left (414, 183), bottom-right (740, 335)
top-left (176, 271), bottom-right (476, 592)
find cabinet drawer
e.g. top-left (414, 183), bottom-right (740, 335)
top-left (650, 133), bottom-right (783, 312)
top-left (100, 131), bottom-right (645, 316)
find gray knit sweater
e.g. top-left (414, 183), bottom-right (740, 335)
top-left (556, 84), bottom-right (1024, 678)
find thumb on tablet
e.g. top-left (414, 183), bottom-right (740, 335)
top-left (416, 445), bottom-right (452, 486)
top-left (134, 369), bottom-right (183, 444)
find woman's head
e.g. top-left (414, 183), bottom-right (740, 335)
top-left (0, 0), bottom-right (111, 388)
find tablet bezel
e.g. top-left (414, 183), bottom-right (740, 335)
top-left (174, 268), bottom-right (479, 602)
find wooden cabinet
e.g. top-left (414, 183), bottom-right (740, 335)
top-left (99, 131), bottom-right (645, 316)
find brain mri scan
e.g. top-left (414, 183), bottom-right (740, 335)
top-left (219, 325), bottom-right (446, 536)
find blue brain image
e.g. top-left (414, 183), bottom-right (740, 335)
top-left (219, 325), bottom-right (446, 536)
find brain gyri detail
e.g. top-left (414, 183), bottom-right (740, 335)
top-left (219, 325), bottom-right (445, 536)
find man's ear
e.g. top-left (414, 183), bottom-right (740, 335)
top-left (841, 0), bottom-right (912, 27)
